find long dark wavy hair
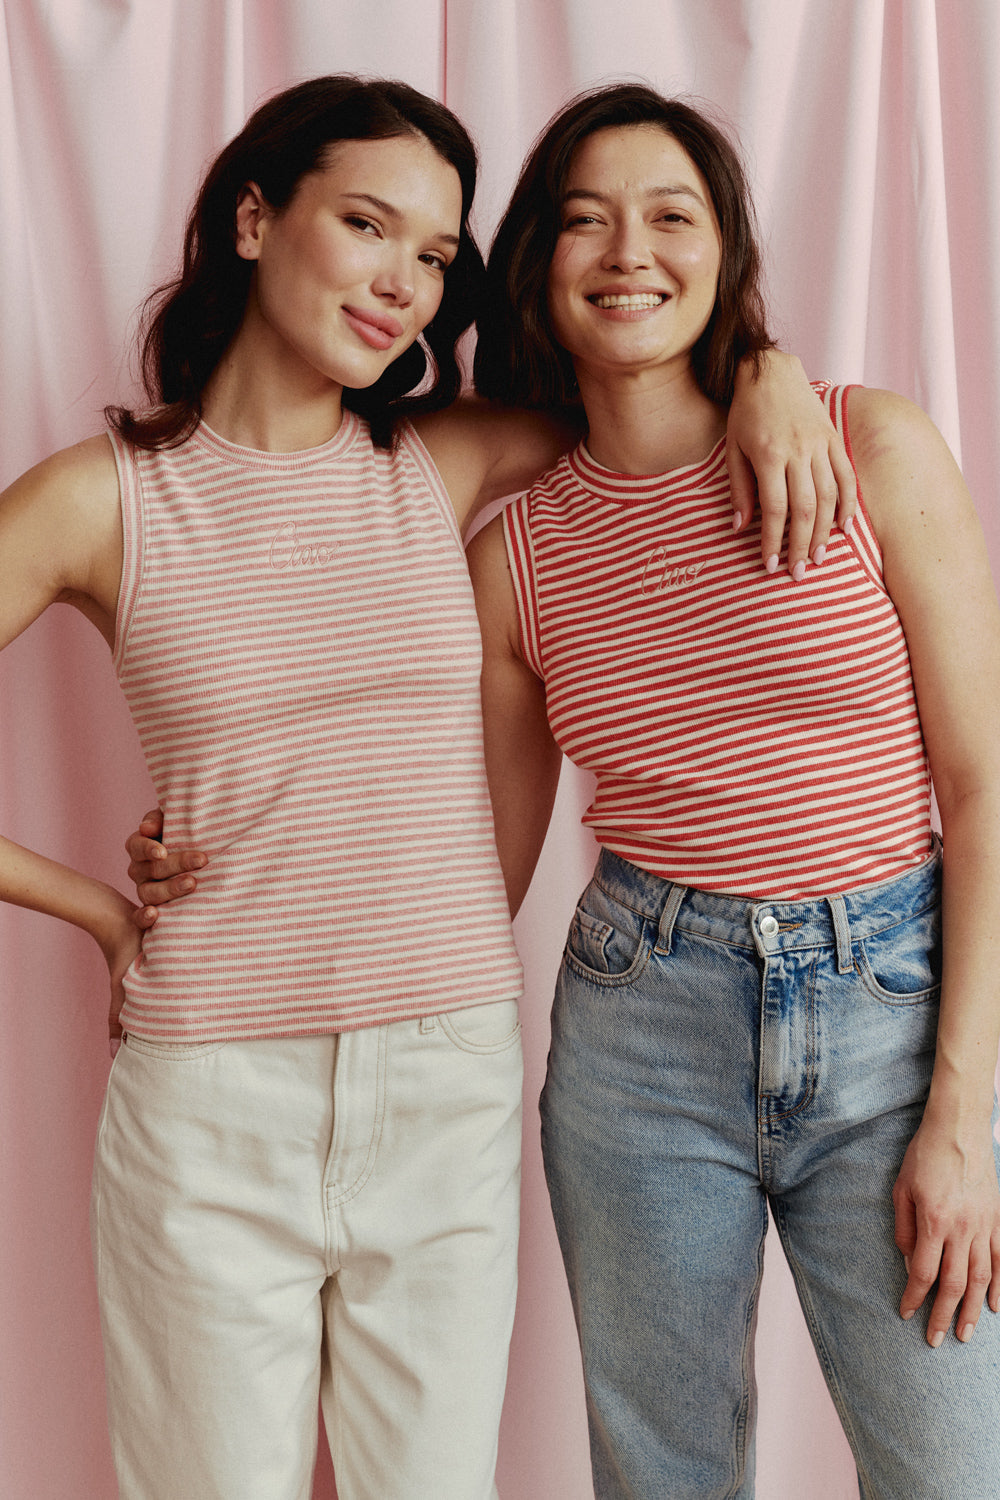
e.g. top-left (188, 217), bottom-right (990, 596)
top-left (474, 84), bottom-right (775, 411)
top-left (107, 76), bottom-right (485, 450)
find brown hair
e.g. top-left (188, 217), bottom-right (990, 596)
top-left (474, 84), bottom-right (774, 410)
top-left (107, 76), bottom-right (484, 450)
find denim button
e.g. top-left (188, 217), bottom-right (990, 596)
top-left (759, 914), bottom-right (779, 937)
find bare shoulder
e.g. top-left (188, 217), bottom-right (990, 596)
top-left (466, 511), bottom-right (521, 651)
top-left (846, 387), bottom-right (969, 536)
top-left (416, 398), bottom-right (576, 532)
top-left (1, 433), bottom-right (122, 635)
top-left (5, 432), bottom-right (119, 519)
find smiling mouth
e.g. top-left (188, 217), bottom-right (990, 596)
top-left (588, 293), bottom-right (667, 310)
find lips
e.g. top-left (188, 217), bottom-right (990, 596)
top-left (342, 304), bottom-right (404, 351)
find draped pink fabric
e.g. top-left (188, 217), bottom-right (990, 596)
top-left (3, 4), bottom-right (999, 1496)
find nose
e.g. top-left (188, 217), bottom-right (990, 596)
top-left (602, 216), bottom-right (652, 274)
top-left (372, 250), bottom-right (415, 307)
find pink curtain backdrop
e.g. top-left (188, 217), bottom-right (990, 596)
top-left (3, 3), bottom-right (999, 1496)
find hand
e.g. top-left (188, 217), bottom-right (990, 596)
top-left (893, 1117), bottom-right (1000, 1346)
top-left (126, 808), bottom-right (208, 928)
top-left (727, 352), bottom-right (857, 576)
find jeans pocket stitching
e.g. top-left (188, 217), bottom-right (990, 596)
top-left (854, 947), bottom-right (941, 1007)
top-left (124, 1035), bottom-right (228, 1060)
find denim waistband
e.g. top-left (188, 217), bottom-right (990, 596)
top-left (591, 841), bottom-right (942, 973)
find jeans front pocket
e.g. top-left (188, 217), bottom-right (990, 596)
top-left (563, 878), bottom-right (652, 987)
top-left (437, 999), bottom-right (522, 1055)
top-left (855, 899), bottom-right (942, 1006)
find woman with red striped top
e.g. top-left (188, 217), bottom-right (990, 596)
top-left (468, 85), bottom-right (1000, 1498)
top-left (0, 77), bottom-right (850, 1500)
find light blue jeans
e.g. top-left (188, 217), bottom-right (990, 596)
top-left (540, 844), bottom-right (1000, 1499)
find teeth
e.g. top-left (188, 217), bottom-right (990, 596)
top-left (591, 293), bottom-right (665, 310)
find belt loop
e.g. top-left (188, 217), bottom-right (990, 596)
top-left (656, 884), bottom-right (687, 954)
top-left (827, 894), bottom-right (854, 974)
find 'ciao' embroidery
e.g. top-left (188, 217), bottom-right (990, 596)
top-left (640, 546), bottom-right (707, 595)
top-left (269, 521), bottom-right (335, 571)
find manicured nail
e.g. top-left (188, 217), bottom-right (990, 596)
top-left (843, 515), bottom-right (854, 537)
top-left (929, 1330), bottom-right (945, 1348)
top-left (792, 561), bottom-right (806, 583)
top-left (813, 544), bottom-right (826, 566)
top-left (732, 510), bottom-right (744, 532)
top-left (765, 554), bottom-right (779, 574)
top-left (958, 1323), bottom-right (975, 1343)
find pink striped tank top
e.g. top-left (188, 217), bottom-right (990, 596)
top-left (503, 384), bottom-right (932, 899)
top-left (111, 414), bottom-right (520, 1040)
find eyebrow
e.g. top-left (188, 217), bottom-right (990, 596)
top-left (340, 192), bottom-right (460, 247)
top-left (561, 184), bottom-right (708, 210)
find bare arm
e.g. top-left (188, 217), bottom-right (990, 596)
top-left (0, 438), bottom-right (141, 1039)
top-left (466, 515), bottom-right (562, 916)
top-left (850, 387), bottom-right (1000, 1346)
top-left (418, 353), bottom-right (856, 563)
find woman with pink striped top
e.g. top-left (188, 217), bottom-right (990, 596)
top-left (0, 77), bottom-right (850, 1500)
top-left (467, 85), bottom-right (1000, 1498)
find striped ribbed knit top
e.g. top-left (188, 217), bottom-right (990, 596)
top-left (503, 384), bottom-right (932, 899)
top-left (111, 414), bottom-right (520, 1041)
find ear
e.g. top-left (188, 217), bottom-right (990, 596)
top-left (235, 183), bottom-right (270, 261)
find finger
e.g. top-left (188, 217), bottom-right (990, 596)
top-left (138, 808), bottom-right (165, 838)
top-left (783, 459), bottom-right (816, 579)
top-left (807, 458), bottom-right (839, 563)
top-left (125, 832), bottom-right (168, 865)
top-left (898, 1234), bottom-right (944, 1324)
top-left (925, 1241), bottom-right (975, 1348)
top-left (127, 848), bottom-right (208, 885)
top-left (131, 904), bottom-right (160, 931)
top-left (989, 1228), bottom-right (1000, 1315)
top-left (754, 462), bottom-right (789, 573)
top-left (136, 873), bottom-right (200, 907)
top-left (955, 1237), bottom-right (994, 1343)
top-left (725, 438), bottom-right (757, 536)
top-left (829, 440), bottom-right (859, 534)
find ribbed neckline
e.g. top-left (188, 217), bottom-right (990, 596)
top-left (191, 409), bottom-right (362, 470)
top-left (567, 435), bottom-right (727, 507)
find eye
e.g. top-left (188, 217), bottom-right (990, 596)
top-left (562, 213), bottom-right (601, 230)
top-left (345, 214), bottom-right (381, 235)
top-left (419, 250), bottom-right (450, 272)
top-left (656, 211), bottom-right (692, 225)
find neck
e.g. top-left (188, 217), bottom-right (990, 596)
top-left (576, 362), bottom-right (726, 476)
top-left (201, 321), bottom-right (345, 455)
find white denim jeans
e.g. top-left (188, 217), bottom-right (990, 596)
top-left (91, 1003), bottom-right (523, 1500)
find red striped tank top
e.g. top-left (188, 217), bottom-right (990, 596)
top-left (112, 414), bottom-right (520, 1040)
top-left (503, 384), bottom-right (932, 899)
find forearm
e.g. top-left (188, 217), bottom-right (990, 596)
top-left (927, 793), bottom-right (1000, 1131)
top-left (1, 831), bottom-right (135, 958)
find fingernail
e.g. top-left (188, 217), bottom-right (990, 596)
top-left (732, 511), bottom-right (743, 532)
top-left (151, 844), bottom-right (167, 859)
top-left (178, 877), bottom-right (196, 894)
top-left (904, 1256), bottom-right (911, 1273)
top-left (843, 515), bottom-right (854, 537)
top-left (765, 554), bottom-right (779, 574)
top-left (958, 1322), bottom-right (974, 1343)
top-left (812, 544), bottom-right (826, 566)
top-left (109, 1039), bottom-right (121, 1060)
top-left (901, 1307), bottom-right (914, 1321)
top-left (929, 1330), bottom-right (945, 1349)
top-left (792, 561), bottom-right (806, 583)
